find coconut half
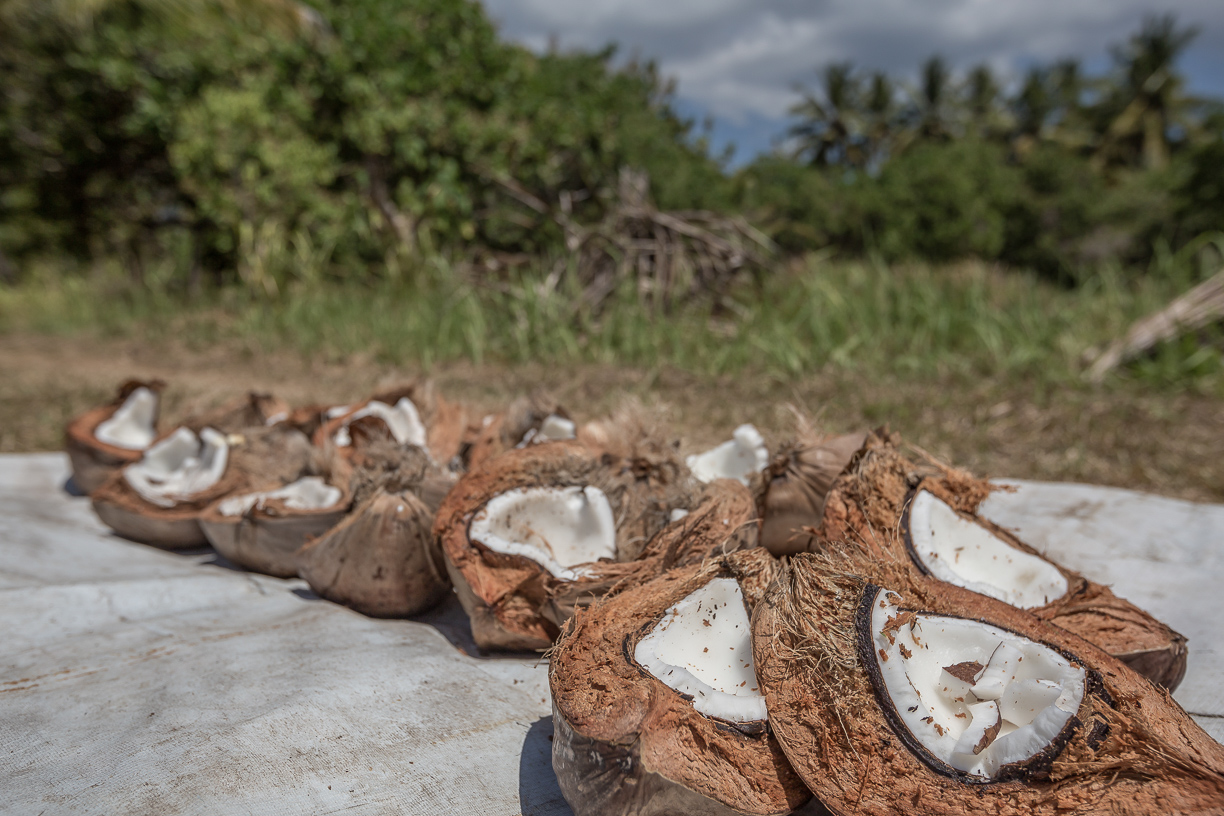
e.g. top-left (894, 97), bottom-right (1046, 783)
top-left (751, 550), bottom-right (1224, 815)
top-left (757, 425), bottom-right (866, 556)
top-left (687, 424), bottom-right (770, 486)
top-left (200, 452), bottom-right (352, 578)
top-left (91, 425), bottom-right (314, 550)
top-left (296, 489), bottom-right (450, 618)
top-left (64, 379), bottom-right (165, 494)
top-left (815, 431), bottom-right (1188, 691)
top-left (550, 549), bottom-right (810, 816)
top-left (314, 382), bottom-right (472, 467)
top-left (435, 440), bottom-right (704, 651)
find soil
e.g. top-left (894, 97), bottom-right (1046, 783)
top-left (2, 333), bottom-right (1221, 503)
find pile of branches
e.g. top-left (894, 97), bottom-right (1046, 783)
top-left (491, 168), bottom-right (775, 312)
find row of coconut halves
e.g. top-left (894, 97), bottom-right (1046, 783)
top-left (66, 379), bottom-right (798, 618)
top-left (64, 379), bottom-right (1222, 815)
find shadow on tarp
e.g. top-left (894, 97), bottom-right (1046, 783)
top-left (519, 716), bottom-right (573, 816)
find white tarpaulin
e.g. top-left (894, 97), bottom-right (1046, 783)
top-left (1, 452), bottom-right (1221, 814)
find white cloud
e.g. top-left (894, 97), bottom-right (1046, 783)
top-left (483, 0), bottom-right (1224, 123)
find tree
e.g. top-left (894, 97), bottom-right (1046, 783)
top-left (1094, 14), bottom-right (1200, 170)
top-left (789, 62), bottom-right (864, 167)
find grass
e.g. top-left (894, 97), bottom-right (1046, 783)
top-left (1, 252), bottom-right (1221, 503)
top-left (3, 253), bottom-right (1220, 389)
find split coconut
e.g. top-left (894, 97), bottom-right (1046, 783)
top-left (91, 425), bottom-right (313, 550)
top-left (686, 424), bottom-right (771, 486)
top-left (434, 439), bottom-right (713, 651)
top-left (813, 431), bottom-right (1188, 691)
top-left (315, 382), bottom-right (472, 468)
top-left (751, 550), bottom-right (1224, 815)
top-left (199, 449), bottom-right (351, 577)
top-left (64, 379), bottom-right (165, 494)
top-left (296, 439), bottom-right (456, 618)
top-left (550, 548), bottom-right (811, 816)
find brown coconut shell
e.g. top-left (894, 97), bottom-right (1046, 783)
top-left (757, 427), bottom-right (867, 556)
top-left (64, 379), bottom-right (166, 494)
top-left (463, 392), bottom-right (571, 470)
top-left (434, 440), bottom-right (704, 652)
top-left (90, 426), bottom-right (315, 550)
top-left (313, 381), bottom-right (471, 466)
top-left (809, 430), bottom-right (1189, 691)
top-left (199, 453), bottom-right (353, 577)
top-left (550, 548), bottom-right (811, 816)
top-left (181, 391), bottom-right (290, 434)
top-left (752, 550), bottom-right (1224, 816)
top-left (296, 489), bottom-right (451, 618)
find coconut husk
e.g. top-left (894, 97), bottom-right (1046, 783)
top-left (296, 488), bottom-right (450, 618)
top-left (313, 381), bottom-right (471, 466)
top-left (809, 430), bottom-right (1189, 691)
top-left (64, 379), bottom-right (166, 494)
top-left (752, 549), bottom-right (1224, 815)
top-left (199, 451), bottom-right (352, 577)
top-left (90, 426), bottom-right (315, 551)
top-left (181, 392), bottom-right (290, 434)
top-left (464, 392), bottom-right (571, 470)
top-left (757, 422), bottom-right (867, 556)
top-left (434, 440), bottom-right (703, 651)
top-left (550, 548), bottom-right (811, 816)
top-left (343, 421), bottom-right (457, 511)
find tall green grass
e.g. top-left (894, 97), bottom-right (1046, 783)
top-left (2, 253), bottom-right (1220, 390)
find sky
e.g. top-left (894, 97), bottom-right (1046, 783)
top-left (480, 0), bottom-right (1224, 165)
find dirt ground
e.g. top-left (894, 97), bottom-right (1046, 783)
top-left (2, 332), bottom-right (1221, 503)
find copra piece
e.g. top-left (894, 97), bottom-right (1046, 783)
top-left (93, 386), bottom-right (158, 450)
top-left (869, 590), bottom-right (1084, 779)
top-left (687, 424), bottom-right (770, 485)
top-left (906, 490), bottom-right (1068, 608)
top-left (123, 427), bottom-right (229, 508)
top-left (634, 577), bottom-right (768, 723)
top-left (332, 398), bottom-right (427, 448)
top-left (468, 485), bottom-right (617, 581)
top-left (216, 476), bottom-right (343, 517)
top-left (516, 414), bottom-right (577, 446)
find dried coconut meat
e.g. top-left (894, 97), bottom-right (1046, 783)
top-left (812, 430), bottom-right (1188, 691)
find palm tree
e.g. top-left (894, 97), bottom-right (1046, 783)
top-left (914, 55), bottom-right (954, 140)
top-left (964, 63), bottom-right (1006, 141)
top-left (862, 71), bottom-right (897, 167)
top-left (789, 61), bottom-right (864, 167)
top-left (1094, 14), bottom-right (1200, 170)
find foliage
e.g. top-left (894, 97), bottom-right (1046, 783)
top-left (0, 0), bottom-right (728, 288)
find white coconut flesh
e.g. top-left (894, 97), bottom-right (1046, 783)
top-left (908, 490), bottom-right (1068, 609)
top-left (634, 577), bottom-right (768, 723)
top-left (869, 589), bottom-right (1085, 780)
top-left (216, 476), bottom-right (344, 517)
top-left (333, 399), bottom-right (427, 448)
top-left (93, 387), bottom-right (158, 450)
top-left (468, 486), bottom-right (617, 581)
top-left (517, 414), bottom-right (577, 447)
top-left (686, 424), bottom-right (770, 486)
top-left (123, 427), bottom-right (229, 508)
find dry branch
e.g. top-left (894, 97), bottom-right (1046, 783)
top-left (1087, 267), bottom-right (1224, 381)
